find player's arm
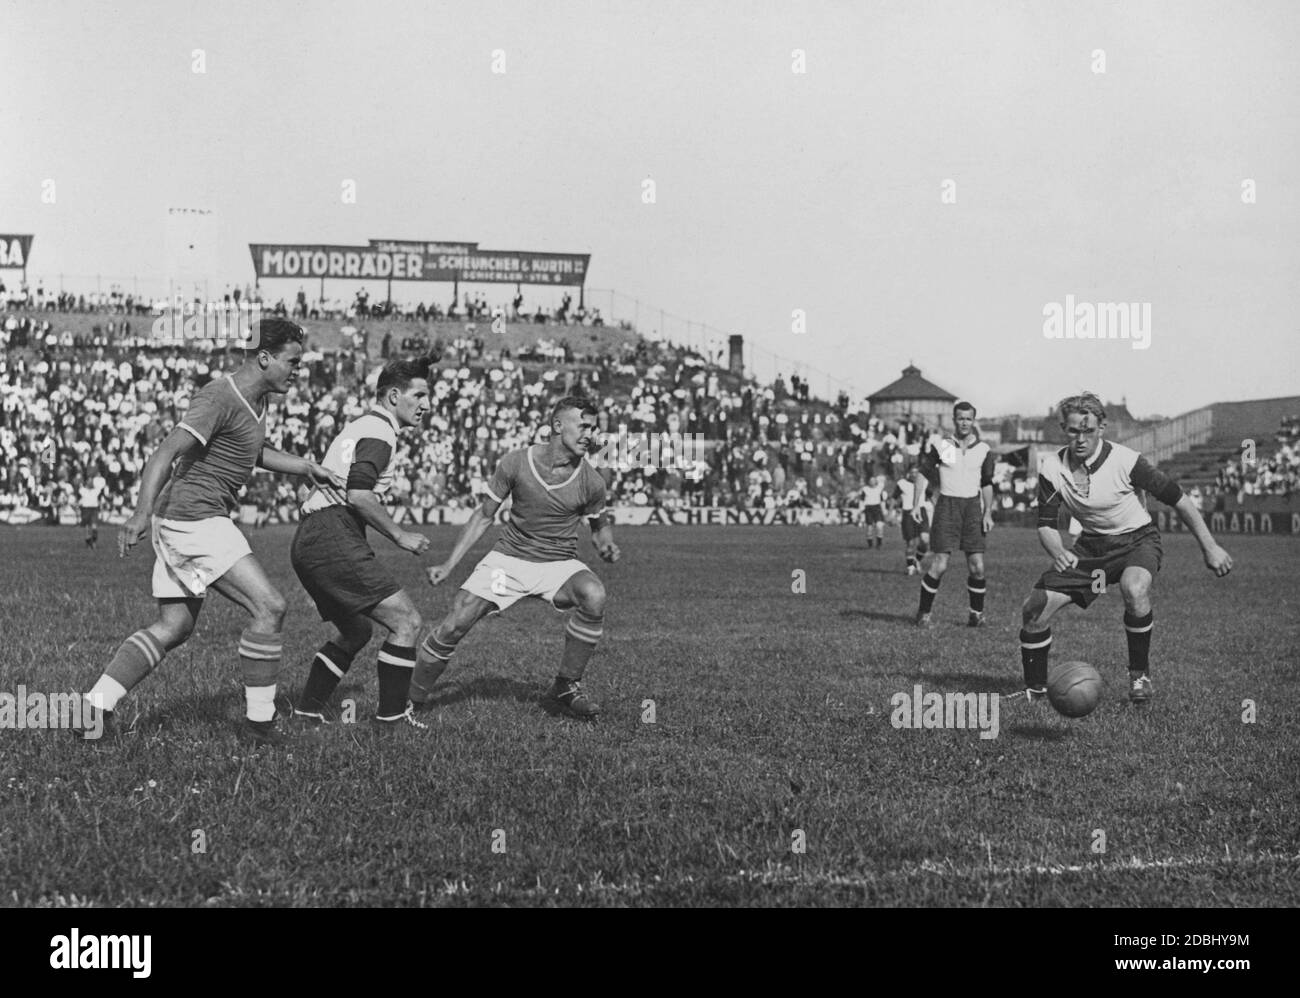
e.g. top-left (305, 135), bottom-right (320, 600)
top-left (426, 496), bottom-right (501, 585)
top-left (980, 449), bottom-right (996, 532)
top-left (341, 437), bottom-right (426, 555)
top-left (258, 445), bottom-right (345, 500)
top-left (428, 453), bottom-right (516, 585)
top-left (350, 490), bottom-right (428, 555)
top-left (589, 510), bottom-right (620, 563)
top-left (118, 426), bottom-right (199, 555)
top-left (1132, 457), bottom-right (1232, 577)
top-left (1035, 477), bottom-right (1076, 571)
top-left (910, 453), bottom-right (934, 522)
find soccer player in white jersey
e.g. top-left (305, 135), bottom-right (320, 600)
top-left (912, 401), bottom-right (996, 627)
top-left (409, 396), bottom-right (619, 719)
top-left (79, 319), bottom-right (344, 744)
top-left (1018, 393), bottom-right (1232, 705)
top-left (290, 359), bottom-right (432, 730)
top-left (859, 475), bottom-right (885, 548)
top-left (76, 472), bottom-right (108, 549)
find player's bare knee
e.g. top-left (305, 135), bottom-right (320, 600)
top-left (253, 590), bottom-right (287, 631)
top-left (1120, 577), bottom-right (1150, 605)
top-left (576, 580), bottom-right (606, 616)
top-left (393, 608), bottom-right (423, 645)
top-left (1021, 594), bottom-right (1047, 630)
top-left (153, 619), bottom-right (193, 649)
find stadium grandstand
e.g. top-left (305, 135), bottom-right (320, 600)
top-left (2, 282), bottom-right (1296, 529)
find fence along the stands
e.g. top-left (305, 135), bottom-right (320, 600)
top-left (10, 497), bottom-right (1294, 533)
top-left (1115, 407), bottom-right (1214, 465)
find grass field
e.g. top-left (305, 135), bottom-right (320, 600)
top-left (1, 524), bottom-right (1297, 907)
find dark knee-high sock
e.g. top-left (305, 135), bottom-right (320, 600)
top-left (1020, 627), bottom-right (1052, 689)
top-left (411, 631), bottom-right (459, 703)
top-left (299, 641), bottom-right (357, 712)
top-left (559, 610), bottom-right (603, 681)
top-left (1124, 611), bottom-right (1153, 674)
top-left (967, 575), bottom-right (986, 613)
top-left (376, 642), bottom-right (416, 719)
top-left (918, 574), bottom-right (941, 614)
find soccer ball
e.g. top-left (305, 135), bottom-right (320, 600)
top-left (1047, 661), bottom-right (1102, 718)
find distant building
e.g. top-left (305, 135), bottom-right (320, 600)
top-left (996, 414), bottom-right (1045, 443)
top-left (867, 364), bottom-right (958, 428)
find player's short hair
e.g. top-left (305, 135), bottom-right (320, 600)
top-left (953, 400), bottom-right (977, 418)
top-left (376, 358), bottom-right (430, 396)
top-left (253, 318), bottom-right (305, 355)
top-left (550, 396), bottom-right (600, 427)
top-left (1057, 392), bottom-right (1107, 425)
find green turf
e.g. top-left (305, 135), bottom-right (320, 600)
top-left (1, 524), bottom-right (1296, 907)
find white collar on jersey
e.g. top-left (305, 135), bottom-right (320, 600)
top-left (226, 377), bottom-right (266, 421)
top-left (367, 406), bottom-right (401, 432)
top-left (527, 444), bottom-right (583, 491)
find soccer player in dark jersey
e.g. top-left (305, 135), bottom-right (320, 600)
top-left (912, 401), bottom-right (996, 627)
top-left (1018, 393), bottom-right (1232, 706)
top-left (78, 319), bottom-right (344, 744)
top-left (408, 396), bottom-right (619, 719)
top-left (894, 475), bottom-right (931, 575)
top-left (290, 359), bottom-right (432, 730)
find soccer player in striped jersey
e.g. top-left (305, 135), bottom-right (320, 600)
top-left (290, 359), bottom-right (432, 730)
top-left (409, 396), bottom-right (619, 719)
top-left (912, 401), bottom-right (996, 627)
top-left (893, 475), bottom-right (931, 575)
top-left (1018, 393), bottom-right (1232, 705)
top-left (79, 319), bottom-right (344, 744)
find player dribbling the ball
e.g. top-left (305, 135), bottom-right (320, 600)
top-left (1019, 393), bottom-right (1233, 706)
top-left (409, 397), bottom-right (619, 719)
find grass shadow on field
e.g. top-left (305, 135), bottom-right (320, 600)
top-left (1002, 722), bottom-right (1073, 741)
top-left (897, 672), bottom-right (1010, 694)
top-left (838, 610), bottom-right (916, 625)
top-left (428, 675), bottom-right (542, 709)
top-left (131, 689), bottom-right (247, 736)
top-left (848, 567), bottom-right (910, 576)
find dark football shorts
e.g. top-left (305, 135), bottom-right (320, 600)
top-left (861, 504), bottom-right (884, 525)
top-left (901, 506), bottom-right (930, 541)
top-left (291, 506), bottom-right (401, 622)
top-left (931, 495), bottom-right (985, 553)
top-left (1034, 523), bottom-right (1163, 608)
top-left (79, 507), bottom-right (98, 527)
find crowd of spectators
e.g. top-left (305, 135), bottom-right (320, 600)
top-left (3, 299), bottom-right (1044, 525)
top-left (1212, 416), bottom-right (1300, 500)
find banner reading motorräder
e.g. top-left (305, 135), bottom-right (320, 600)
top-left (250, 241), bottom-right (590, 285)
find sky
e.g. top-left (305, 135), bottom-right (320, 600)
top-left (3, 0), bottom-right (1298, 418)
